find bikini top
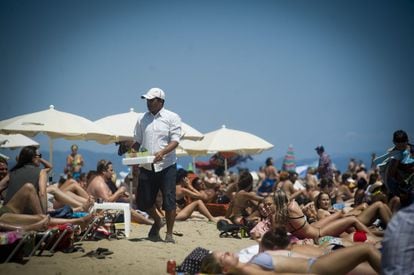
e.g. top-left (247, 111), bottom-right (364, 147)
top-left (250, 252), bottom-right (274, 270)
top-left (288, 214), bottom-right (307, 233)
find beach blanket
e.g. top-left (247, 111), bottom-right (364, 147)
top-left (177, 247), bottom-right (210, 274)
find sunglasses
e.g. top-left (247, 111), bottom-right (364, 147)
top-left (36, 153), bottom-right (42, 158)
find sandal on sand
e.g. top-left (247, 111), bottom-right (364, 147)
top-left (164, 234), bottom-right (176, 244)
top-left (82, 248), bottom-right (114, 259)
top-left (172, 231), bottom-right (184, 237)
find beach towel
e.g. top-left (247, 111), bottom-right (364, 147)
top-left (48, 205), bottom-right (73, 219)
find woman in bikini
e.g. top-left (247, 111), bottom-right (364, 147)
top-left (315, 191), bottom-right (392, 227)
top-left (225, 171), bottom-right (264, 225)
top-left (272, 189), bottom-right (381, 241)
top-left (174, 169), bottom-right (217, 222)
top-left (200, 242), bottom-right (381, 274)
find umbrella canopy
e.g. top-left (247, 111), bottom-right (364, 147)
top-left (181, 125), bottom-right (273, 155)
top-left (180, 125), bottom-right (274, 171)
top-left (0, 105), bottom-right (116, 164)
top-left (94, 108), bottom-right (204, 142)
top-left (0, 134), bottom-right (39, 149)
top-left (282, 144), bottom-right (296, 172)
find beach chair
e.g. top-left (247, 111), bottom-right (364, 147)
top-left (28, 223), bottom-right (76, 257)
top-left (1, 231), bottom-right (36, 263)
top-left (78, 211), bottom-right (124, 241)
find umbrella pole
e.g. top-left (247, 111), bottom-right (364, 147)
top-left (48, 137), bottom-right (54, 183)
top-left (224, 158), bottom-right (228, 173)
top-left (48, 136), bottom-right (53, 165)
top-left (192, 156), bottom-right (196, 173)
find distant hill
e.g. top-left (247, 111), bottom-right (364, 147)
top-left (2, 148), bottom-right (383, 181)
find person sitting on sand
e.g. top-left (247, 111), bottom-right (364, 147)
top-left (315, 191), bottom-right (392, 228)
top-left (174, 169), bottom-right (216, 222)
top-left (276, 171), bottom-right (305, 200)
top-left (225, 170), bottom-right (264, 225)
top-left (272, 189), bottom-right (381, 242)
top-left (191, 177), bottom-right (218, 203)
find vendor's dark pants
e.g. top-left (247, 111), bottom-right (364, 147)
top-left (136, 164), bottom-right (177, 212)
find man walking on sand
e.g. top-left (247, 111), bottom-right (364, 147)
top-left (133, 87), bottom-right (182, 243)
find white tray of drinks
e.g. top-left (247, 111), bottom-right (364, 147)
top-left (122, 154), bottom-right (155, 165)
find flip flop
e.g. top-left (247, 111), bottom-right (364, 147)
top-left (172, 231), bottom-right (183, 237)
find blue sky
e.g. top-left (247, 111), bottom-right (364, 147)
top-left (1, 0), bottom-right (413, 162)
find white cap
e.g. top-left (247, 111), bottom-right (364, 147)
top-left (141, 87), bottom-right (165, 100)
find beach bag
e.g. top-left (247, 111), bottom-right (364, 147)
top-left (216, 219), bottom-right (250, 239)
top-left (176, 247), bottom-right (210, 274)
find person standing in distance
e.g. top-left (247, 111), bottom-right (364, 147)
top-left (315, 145), bottom-right (334, 181)
top-left (134, 87), bottom-right (182, 243)
top-left (65, 144), bottom-right (84, 181)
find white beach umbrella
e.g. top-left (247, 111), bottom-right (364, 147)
top-left (0, 105), bottom-right (116, 164)
top-left (180, 125), bottom-right (274, 171)
top-left (94, 108), bottom-right (204, 142)
top-left (0, 133), bottom-right (39, 149)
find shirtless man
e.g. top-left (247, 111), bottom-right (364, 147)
top-left (87, 159), bottom-right (152, 225)
top-left (87, 160), bottom-right (127, 203)
top-left (191, 177), bottom-right (218, 203)
top-left (257, 157), bottom-right (278, 196)
top-left (226, 171), bottom-right (264, 225)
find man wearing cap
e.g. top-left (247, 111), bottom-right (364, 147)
top-left (134, 87), bottom-right (182, 243)
top-left (315, 145), bottom-right (333, 181)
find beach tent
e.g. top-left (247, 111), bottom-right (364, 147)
top-left (180, 125), bottom-right (274, 171)
top-left (0, 105), bottom-right (116, 165)
top-left (0, 134), bottom-right (39, 149)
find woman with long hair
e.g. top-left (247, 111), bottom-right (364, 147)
top-left (315, 191), bottom-right (392, 227)
top-left (200, 243), bottom-right (381, 274)
top-left (272, 189), bottom-right (380, 242)
top-left (4, 146), bottom-right (52, 214)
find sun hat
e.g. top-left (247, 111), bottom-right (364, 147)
top-left (141, 87), bottom-right (165, 100)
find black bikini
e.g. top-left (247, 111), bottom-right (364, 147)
top-left (288, 215), bottom-right (307, 233)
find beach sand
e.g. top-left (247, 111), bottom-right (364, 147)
top-left (0, 215), bottom-right (256, 275)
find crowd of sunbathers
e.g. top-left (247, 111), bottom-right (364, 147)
top-left (1, 129), bottom-right (413, 274)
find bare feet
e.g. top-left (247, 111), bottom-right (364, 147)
top-left (75, 214), bottom-right (96, 231)
top-left (25, 215), bottom-right (50, 231)
top-left (82, 196), bottom-right (95, 212)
